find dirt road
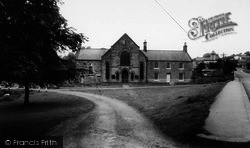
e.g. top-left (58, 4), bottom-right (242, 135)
top-left (49, 90), bottom-right (177, 148)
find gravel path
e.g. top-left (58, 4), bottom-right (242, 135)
top-left (49, 90), bottom-right (177, 148)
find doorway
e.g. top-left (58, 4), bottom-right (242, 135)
top-left (122, 69), bottom-right (129, 83)
top-left (166, 73), bottom-right (171, 83)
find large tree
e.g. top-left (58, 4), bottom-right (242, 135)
top-left (0, 0), bottom-right (87, 104)
top-left (244, 51), bottom-right (250, 56)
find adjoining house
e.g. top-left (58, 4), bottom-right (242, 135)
top-left (75, 33), bottom-right (193, 84)
top-left (236, 54), bottom-right (250, 69)
top-left (197, 51), bottom-right (220, 63)
top-left (193, 51), bottom-right (220, 68)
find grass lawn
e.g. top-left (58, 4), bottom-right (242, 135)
top-left (0, 90), bottom-right (95, 136)
top-left (243, 69), bottom-right (250, 74)
top-left (75, 83), bottom-right (249, 147)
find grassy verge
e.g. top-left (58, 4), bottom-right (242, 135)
top-left (0, 90), bottom-right (95, 136)
top-left (243, 69), bottom-right (250, 74)
top-left (76, 83), bottom-right (233, 147)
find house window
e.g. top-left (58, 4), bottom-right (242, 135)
top-left (179, 73), bottom-right (184, 81)
top-left (116, 72), bottom-right (119, 80)
top-left (97, 76), bottom-right (101, 82)
top-left (131, 72), bottom-right (134, 81)
top-left (166, 62), bottom-right (171, 69)
top-left (105, 62), bottom-right (110, 80)
top-left (111, 74), bottom-right (115, 79)
top-left (154, 61), bottom-right (159, 69)
top-left (140, 62), bottom-right (144, 80)
top-left (89, 64), bottom-right (93, 74)
top-left (120, 50), bottom-right (130, 66)
top-left (154, 73), bottom-right (159, 81)
top-left (179, 63), bottom-right (184, 69)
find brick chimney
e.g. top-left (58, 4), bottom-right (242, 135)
top-left (183, 42), bottom-right (187, 53)
top-left (143, 40), bottom-right (147, 52)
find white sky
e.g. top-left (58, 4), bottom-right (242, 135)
top-left (59, 0), bottom-right (250, 58)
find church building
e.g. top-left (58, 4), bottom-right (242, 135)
top-left (75, 33), bottom-right (193, 84)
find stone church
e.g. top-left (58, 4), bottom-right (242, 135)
top-left (75, 33), bottom-right (193, 84)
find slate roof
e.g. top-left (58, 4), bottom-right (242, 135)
top-left (76, 48), bottom-right (108, 60)
top-left (142, 50), bottom-right (192, 61)
top-left (76, 48), bottom-right (192, 62)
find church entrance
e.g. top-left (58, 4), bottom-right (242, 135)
top-left (122, 69), bottom-right (129, 83)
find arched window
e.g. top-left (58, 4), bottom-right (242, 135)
top-left (105, 62), bottom-right (110, 80)
top-left (120, 50), bottom-right (130, 66)
top-left (131, 72), bottom-right (134, 81)
top-left (140, 62), bottom-right (144, 80)
top-left (116, 72), bottom-right (119, 80)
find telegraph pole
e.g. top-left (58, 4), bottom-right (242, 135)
top-left (221, 53), bottom-right (226, 60)
top-left (221, 52), bottom-right (227, 77)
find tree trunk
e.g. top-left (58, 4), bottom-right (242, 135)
top-left (24, 82), bottom-right (29, 105)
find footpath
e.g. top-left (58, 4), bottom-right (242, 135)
top-left (198, 78), bottom-right (250, 142)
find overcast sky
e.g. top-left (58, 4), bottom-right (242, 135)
top-left (59, 0), bottom-right (250, 58)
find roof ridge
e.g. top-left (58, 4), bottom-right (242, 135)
top-left (145, 49), bottom-right (183, 52)
top-left (80, 48), bottom-right (108, 50)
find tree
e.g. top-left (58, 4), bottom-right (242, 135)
top-left (61, 52), bottom-right (77, 82)
top-left (191, 62), bottom-right (206, 80)
top-left (63, 52), bottom-right (76, 61)
top-left (221, 57), bottom-right (237, 73)
top-left (244, 51), bottom-right (250, 56)
top-left (81, 46), bottom-right (91, 49)
top-left (247, 62), bottom-right (250, 70)
top-left (0, 0), bottom-right (88, 104)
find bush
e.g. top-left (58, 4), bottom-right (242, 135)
top-left (194, 77), bottom-right (226, 84)
top-left (0, 90), bottom-right (12, 97)
top-left (246, 62), bottom-right (250, 70)
top-left (174, 81), bottom-right (191, 85)
top-left (3, 94), bottom-right (12, 101)
top-left (186, 94), bottom-right (205, 103)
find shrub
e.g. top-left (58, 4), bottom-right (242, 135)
top-left (195, 77), bottom-right (226, 84)
top-left (186, 94), bottom-right (205, 103)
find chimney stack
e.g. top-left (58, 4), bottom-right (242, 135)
top-left (183, 42), bottom-right (187, 53)
top-left (143, 40), bottom-right (147, 52)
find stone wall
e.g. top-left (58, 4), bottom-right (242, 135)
top-left (101, 34), bottom-right (147, 83)
top-left (76, 34), bottom-right (193, 84)
top-left (147, 60), bottom-right (193, 83)
top-left (76, 60), bottom-right (102, 84)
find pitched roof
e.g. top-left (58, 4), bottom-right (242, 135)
top-left (142, 50), bottom-right (192, 61)
top-left (77, 48), bottom-right (192, 61)
top-left (111, 33), bottom-right (140, 48)
top-left (76, 48), bottom-right (108, 60)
